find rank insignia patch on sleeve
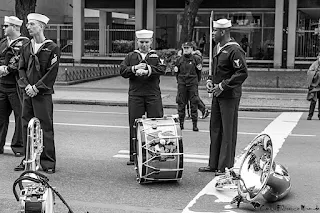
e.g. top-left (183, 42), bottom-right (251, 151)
top-left (51, 54), bottom-right (57, 65)
top-left (234, 59), bottom-right (241, 68)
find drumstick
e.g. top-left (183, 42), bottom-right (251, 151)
top-left (208, 11), bottom-right (213, 98)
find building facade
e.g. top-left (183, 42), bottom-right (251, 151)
top-left (1, 0), bottom-right (319, 68)
top-left (69, 0), bottom-right (320, 68)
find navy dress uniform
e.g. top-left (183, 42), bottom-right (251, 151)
top-left (175, 42), bottom-right (202, 131)
top-left (16, 13), bottom-right (60, 172)
top-left (0, 16), bottom-right (28, 155)
top-left (199, 19), bottom-right (248, 174)
top-left (120, 30), bottom-right (166, 165)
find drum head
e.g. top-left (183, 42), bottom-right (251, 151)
top-left (135, 121), bottom-right (146, 183)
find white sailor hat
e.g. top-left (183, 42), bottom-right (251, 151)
top-left (213, 19), bottom-right (232, 29)
top-left (135, 29), bottom-right (154, 39)
top-left (27, 13), bottom-right (50, 25)
top-left (4, 16), bottom-right (23, 26)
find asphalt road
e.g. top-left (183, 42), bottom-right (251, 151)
top-left (1, 104), bottom-right (319, 213)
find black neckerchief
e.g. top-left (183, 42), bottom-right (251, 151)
top-left (27, 39), bottom-right (53, 74)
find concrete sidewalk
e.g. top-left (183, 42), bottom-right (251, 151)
top-left (53, 76), bottom-right (311, 112)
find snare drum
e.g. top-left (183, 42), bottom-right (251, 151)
top-left (133, 116), bottom-right (183, 184)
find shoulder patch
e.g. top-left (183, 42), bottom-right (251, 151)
top-left (234, 59), bottom-right (241, 68)
top-left (51, 54), bottom-right (58, 65)
top-left (42, 48), bottom-right (52, 52)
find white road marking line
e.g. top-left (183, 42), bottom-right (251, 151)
top-left (260, 112), bottom-right (303, 159)
top-left (115, 150), bottom-right (209, 164)
top-left (55, 109), bottom-right (128, 115)
top-left (114, 150), bottom-right (209, 164)
top-left (117, 150), bottom-right (209, 159)
top-left (118, 150), bottom-right (129, 154)
top-left (182, 112), bottom-right (303, 213)
top-left (184, 129), bottom-right (261, 134)
top-left (9, 120), bottom-right (128, 129)
top-left (54, 122), bottom-right (129, 129)
top-left (238, 116), bottom-right (274, 120)
top-left (54, 109), bottom-right (276, 120)
top-left (113, 154), bottom-right (208, 164)
top-left (183, 159), bottom-right (208, 164)
top-left (8, 121), bottom-right (315, 137)
top-left (185, 130), bottom-right (314, 137)
top-left (290, 133), bottom-right (316, 137)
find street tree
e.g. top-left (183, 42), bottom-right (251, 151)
top-left (179, 0), bottom-right (204, 46)
top-left (15, 0), bottom-right (37, 37)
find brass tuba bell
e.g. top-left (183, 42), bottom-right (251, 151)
top-left (233, 134), bottom-right (291, 207)
top-left (216, 134), bottom-right (291, 208)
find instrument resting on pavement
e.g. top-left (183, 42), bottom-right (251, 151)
top-left (133, 115), bottom-right (183, 184)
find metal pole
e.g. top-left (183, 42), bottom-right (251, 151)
top-left (208, 11), bottom-right (213, 98)
top-left (106, 25), bottom-right (110, 56)
top-left (57, 25), bottom-right (61, 47)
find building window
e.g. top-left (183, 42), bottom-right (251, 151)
top-left (295, 8), bottom-right (320, 60)
top-left (186, 11), bottom-right (275, 59)
top-left (155, 14), bottom-right (177, 49)
top-left (155, 10), bottom-right (275, 60)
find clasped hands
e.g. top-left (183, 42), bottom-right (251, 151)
top-left (25, 84), bottom-right (38, 97)
top-left (196, 64), bottom-right (202, 70)
top-left (206, 80), bottom-right (222, 97)
top-left (134, 63), bottom-right (149, 76)
top-left (0, 65), bottom-right (9, 78)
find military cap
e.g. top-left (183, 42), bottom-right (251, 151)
top-left (27, 13), bottom-right (50, 25)
top-left (213, 18), bottom-right (232, 28)
top-left (182, 42), bottom-right (193, 47)
top-left (136, 29), bottom-right (154, 39)
top-left (4, 16), bottom-right (23, 26)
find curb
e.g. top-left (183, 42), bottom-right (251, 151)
top-left (55, 74), bottom-right (120, 86)
top-left (53, 99), bottom-right (309, 112)
top-left (53, 99), bottom-right (128, 107)
top-left (242, 87), bottom-right (307, 93)
top-left (239, 106), bottom-right (308, 112)
top-left (198, 86), bottom-right (307, 93)
top-left (53, 85), bottom-right (307, 95)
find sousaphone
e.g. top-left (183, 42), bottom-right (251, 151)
top-left (216, 134), bottom-right (291, 208)
top-left (13, 118), bottom-right (74, 213)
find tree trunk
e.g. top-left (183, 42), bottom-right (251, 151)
top-left (179, 0), bottom-right (204, 47)
top-left (15, 0), bottom-right (37, 37)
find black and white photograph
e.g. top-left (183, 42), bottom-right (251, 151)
top-left (0, 0), bottom-right (320, 212)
